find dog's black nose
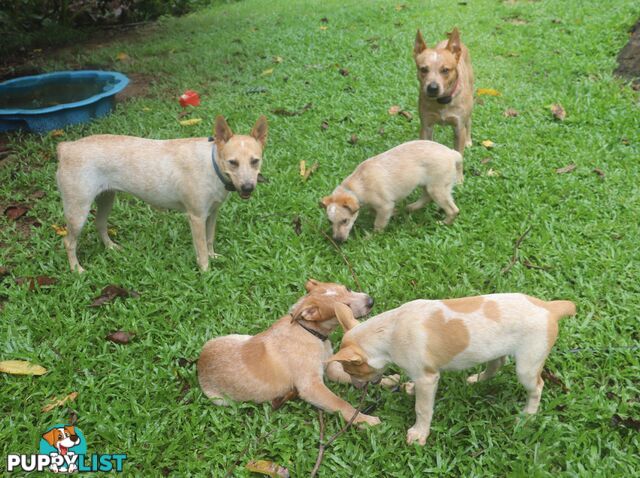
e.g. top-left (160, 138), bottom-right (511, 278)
top-left (240, 183), bottom-right (255, 194)
top-left (427, 82), bottom-right (439, 95)
top-left (367, 296), bottom-right (374, 308)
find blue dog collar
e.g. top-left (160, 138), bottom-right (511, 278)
top-left (208, 136), bottom-right (236, 192)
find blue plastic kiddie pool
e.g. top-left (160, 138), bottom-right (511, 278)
top-left (0, 70), bottom-right (129, 133)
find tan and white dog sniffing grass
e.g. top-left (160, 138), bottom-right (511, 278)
top-left (197, 279), bottom-right (381, 426)
top-left (414, 27), bottom-right (474, 172)
top-left (321, 140), bottom-right (461, 243)
top-left (329, 294), bottom-right (576, 445)
top-left (56, 115), bottom-right (267, 272)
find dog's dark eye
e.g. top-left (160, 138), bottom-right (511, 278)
top-left (228, 160), bottom-right (239, 168)
top-left (420, 66), bottom-right (429, 74)
top-left (441, 67), bottom-right (450, 74)
top-left (251, 158), bottom-right (260, 167)
top-left (340, 219), bottom-right (348, 226)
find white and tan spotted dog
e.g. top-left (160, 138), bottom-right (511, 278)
top-left (329, 294), bottom-right (576, 445)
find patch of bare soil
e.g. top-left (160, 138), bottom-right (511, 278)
top-left (615, 20), bottom-right (640, 88)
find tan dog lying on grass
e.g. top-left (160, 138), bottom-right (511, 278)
top-left (56, 115), bottom-right (267, 272)
top-left (321, 140), bottom-right (461, 243)
top-left (197, 279), bottom-right (381, 425)
top-left (329, 294), bottom-right (576, 445)
top-left (414, 27), bottom-right (474, 169)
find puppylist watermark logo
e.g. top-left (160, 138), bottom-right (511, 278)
top-left (6, 424), bottom-right (127, 473)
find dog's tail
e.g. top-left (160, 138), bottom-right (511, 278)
top-left (548, 300), bottom-right (576, 320)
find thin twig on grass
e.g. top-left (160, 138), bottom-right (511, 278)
top-left (500, 225), bottom-right (532, 275)
top-left (316, 227), bottom-right (362, 290)
top-left (310, 383), bottom-right (369, 478)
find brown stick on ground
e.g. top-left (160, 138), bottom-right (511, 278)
top-left (310, 383), bottom-right (370, 478)
top-left (500, 225), bottom-right (532, 275)
top-left (316, 226), bottom-right (362, 291)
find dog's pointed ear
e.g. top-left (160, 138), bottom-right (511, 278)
top-left (334, 303), bottom-right (360, 331)
top-left (414, 29), bottom-right (427, 57)
top-left (328, 345), bottom-right (363, 365)
top-left (446, 27), bottom-right (462, 61)
top-left (42, 429), bottom-right (58, 447)
top-left (320, 196), bottom-right (332, 209)
top-left (251, 115), bottom-right (268, 147)
top-left (215, 115), bottom-right (233, 145)
top-left (305, 278), bottom-right (320, 292)
top-left (292, 304), bottom-right (321, 322)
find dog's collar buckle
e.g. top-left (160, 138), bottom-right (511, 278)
top-left (208, 136), bottom-right (236, 192)
top-left (296, 320), bottom-right (329, 341)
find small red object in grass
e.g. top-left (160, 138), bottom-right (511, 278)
top-left (179, 90), bottom-right (200, 108)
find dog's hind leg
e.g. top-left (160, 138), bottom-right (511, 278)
top-left (95, 191), bottom-right (120, 250)
top-left (467, 356), bottom-right (506, 384)
top-left (406, 187), bottom-right (432, 212)
top-left (465, 117), bottom-right (472, 147)
top-left (61, 198), bottom-right (91, 273)
top-left (428, 186), bottom-right (459, 225)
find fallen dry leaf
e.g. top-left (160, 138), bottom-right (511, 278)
top-left (42, 392), bottom-right (78, 413)
top-left (593, 168), bottom-right (605, 179)
top-left (4, 205), bottom-right (29, 220)
top-left (90, 285), bottom-right (139, 307)
top-left (400, 110), bottom-right (413, 121)
top-left (481, 157), bottom-right (492, 164)
top-left (299, 160), bottom-right (306, 177)
top-left (320, 17), bottom-right (329, 23)
top-left (611, 414), bottom-right (640, 431)
top-left (245, 460), bottom-right (290, 478)
top-left (292, 216), bottom-right (302, 236)
top-left (320, 120), bottom-right (329, 130)
top-left (503, 108), bottom-right (519, 117)
top-left (303, 162), bottom-right (319, 182)
top-left (50, 129), bottom-right (65, 138)
top-left (481, 140), bottom-right (495, 149)
top-left (106, 330), bottom-right (134, 344)
top-left (261, 68), bottom-right (274, 76)
top-left (15, 276), bottom-right (57, 290)
top-left (395, 4), bottom-right (406, 11)
top-left (486, 168), bottom-right (500, 177)
top-left (477, 88), bottom-right (501, 96)
top-left (550, 103), bottom-right (566, 121)
top-left (31, 190), bottom-right (46, 199)
top-left (319, 25), bottom-right (328, 31)
top-left (348, 134), bottom-right (358, 145)
top-left (0, 360), bottom-right (47, 376)
top-left (388, 105), bottom-right (401, 115)
top-left (272, 103), bottom-right (312, 117)
top-left (179, 118), bottom-right (202, 126)
top-left (339, 68), bottom-right (349, 77)
top-left (555, 163), bottom-right (576, 174)
top-left (273, 56), bottom-right (283, 63)
top-left (51, 224), bottom-right (67, 236)
top-left (541, 368), bottom-right (569, 392)
top-left (116, 52), bottom-right (130, 62)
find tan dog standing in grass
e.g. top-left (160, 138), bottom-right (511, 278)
top-left (321, 140), bottom-right (461, 243)
top-left (56, 115), bottom-right (267, 272)
top-left (414, 27), bottom-right (474, 177)
top-left (197, 279), bottom-right (381, 425)
top-left (329, 294), bottom-right (576, 445)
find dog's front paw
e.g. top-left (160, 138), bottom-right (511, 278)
top-left (379, 374), bottom-right (401, 389)
top-left (406, 426), bottom-right (429, 446)
top-left (466, 373), bottom-right (481, 384)
top-left (402, 381), bottom-right (415, 395)
top-left (208, 250), bottom-right (223, 259)
top-left (354, 413), bottom-right (381, 427)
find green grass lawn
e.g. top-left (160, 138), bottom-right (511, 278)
top-left (1, 0), bottom-right (639, 475)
